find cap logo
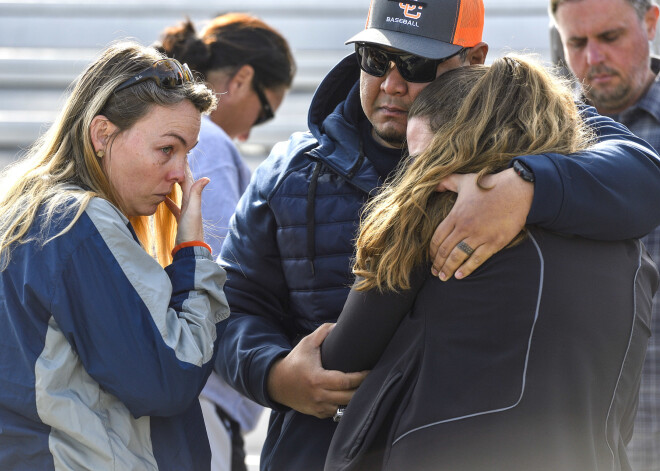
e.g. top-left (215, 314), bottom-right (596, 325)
top-left (399, 2), bottom-right (423, 19)
top-left (385, 0), bottom-right (427, 28)
top-left (348, 0), bottom-right (483, 58)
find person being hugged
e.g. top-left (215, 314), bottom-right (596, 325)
top-left (323, 55), bottom-right (659, 471)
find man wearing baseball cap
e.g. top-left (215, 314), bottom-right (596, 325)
top-left (216, 1), bottom-right (660, 469)
top-left (347, 0), bottom-right (484, 60)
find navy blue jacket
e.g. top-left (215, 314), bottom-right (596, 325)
top-left (218, 54), bottom-right (660, 470)
top-left (0, 193), bottom-right (229, 470)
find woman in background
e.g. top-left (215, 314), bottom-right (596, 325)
top-left (322, 56), bottom-right (658, 470)
top-left (157, 13), bottom-right (295, 253)
top-left (157, 14), bottom-right (296, 471)
top-left (0, 41), bottom-right (228, 470)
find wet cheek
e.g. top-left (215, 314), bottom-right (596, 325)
top-left (121, 164), bottom-right (154, 195)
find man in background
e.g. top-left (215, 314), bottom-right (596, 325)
top-left (552, 0), bottom-right (660, 469)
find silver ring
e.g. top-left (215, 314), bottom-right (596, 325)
top-left (457, 240), bottom-right (474, 256)
top-left (333, 406), bottom-right (346, 423)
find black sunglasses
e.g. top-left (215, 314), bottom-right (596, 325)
top-left (253, 82), bottom-right (275, 126)
top-left (115, 58), bottom-right (193, 93)
top-left (355, 43), bottom-right (464, 83)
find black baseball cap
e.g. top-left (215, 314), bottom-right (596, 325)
top-left (346, 0), bottom-right (485, 60)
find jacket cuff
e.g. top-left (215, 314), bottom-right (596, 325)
top-left (172, 241), bottom-right (212, 258)
top-left (250, 346), bottom-right (292, 412)
top-left (512, 154), bottom-right (564, 226)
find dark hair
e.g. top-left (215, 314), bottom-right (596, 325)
top-left (157, 13), bottom-right (296, 89)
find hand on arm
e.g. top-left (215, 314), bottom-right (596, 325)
top-left (430, 168), bottom-right (533, 280)
top-left (267, 323), bottom-right (368, 419)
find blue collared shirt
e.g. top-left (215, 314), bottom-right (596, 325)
top-left (608, 57), bottom-right (660, 471)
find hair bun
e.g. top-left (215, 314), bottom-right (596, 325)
top-left (159, 19), bottom-right (211, 75)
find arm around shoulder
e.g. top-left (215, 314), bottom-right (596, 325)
top-left (519, 107), bottom-right (660, 240)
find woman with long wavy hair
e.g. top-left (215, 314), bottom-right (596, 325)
top-left (322, 55), bottom-right (658, 471)
top-left (0, 41), bottom-right (229, 470)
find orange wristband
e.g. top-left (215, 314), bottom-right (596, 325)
top-left (171, 240), bottom-right (212, 257)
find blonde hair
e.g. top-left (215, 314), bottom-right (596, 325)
top-left (354, 55), bottom-right (594, 291)
top-left (0, 41), bottom-right (216, 270)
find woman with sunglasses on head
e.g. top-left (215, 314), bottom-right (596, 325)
top-left (155, 13), bottom-right (295, 471)
top-left (321, 55), bottom-right (658, 471)
top-left (0, 41), bottom-right (229, 470)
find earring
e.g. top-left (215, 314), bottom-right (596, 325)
top-left (96, 150), bottom-right (105, 158)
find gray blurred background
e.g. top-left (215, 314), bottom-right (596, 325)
top-left (0, 0), bottom-right (557, 171)
top-left (0, 0), bottom-right (577, 468)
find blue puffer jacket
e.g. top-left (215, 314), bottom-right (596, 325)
top-left (218, 54), bottom-right (660, 471)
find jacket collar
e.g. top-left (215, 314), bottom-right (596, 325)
top-left (306, 54), bottom-right (380, 193)
top-left (581, 56), bottom-right (660, 124)
top-left (617, 56), bottom-right (660, 124)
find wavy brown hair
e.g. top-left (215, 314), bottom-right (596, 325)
top-left (353, 55), bottom-right (595, 291)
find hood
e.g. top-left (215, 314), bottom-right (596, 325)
top-left (305, 53), bottom-right (379, 192)
top-left (308, 53), bottom-right (362, 138)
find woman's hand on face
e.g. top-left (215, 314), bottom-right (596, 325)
top-left (164, 163), bottom-right (209, 245)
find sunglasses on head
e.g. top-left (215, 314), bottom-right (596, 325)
top-left (253, 82), bottom-right (275, 126)
top-left (115, 58), bottom-right (193, 93)
top-left (355, 43), bottom-right (464, 83)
